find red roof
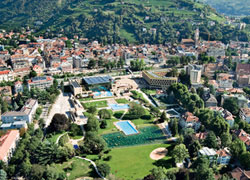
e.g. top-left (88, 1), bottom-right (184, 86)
top-left (0, 70), bottom-right (10, 75)
top-left (0, 130), bottom-right (20, 161)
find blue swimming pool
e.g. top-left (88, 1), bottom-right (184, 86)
top-left (116, 121), bottom-right (139, 135)
top-left (109, 104), bottom-right (129, 110)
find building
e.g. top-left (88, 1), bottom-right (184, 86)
top-left (166, 109), bottom-right (181, 119)
top-left (70, 81), bottom-right (82, 96)
top-left (1, 99), bottom-right (38, 130)
top-left (142, 71), bottom-right (178, 91)
top-left (14, 81), bottom-right (23, 94)
top-left (82, 75), bottom-right (113, 91)
top-left (208, 106), bottom-right (234, 127)
top-left (198, 147), bottom-right (217, 163)
top-left (221, 94), bottom-right (248, 108)
top-left (181, 39), bottom-right (195, 47)
top-left (0, 130), bottom-right (20, 163)
top-left (230, 167), bottom-right (250, 180)
top-left (205, 94), bottom-right (218, 107)
top-left (179, 112), bottom-right (201, 131)
top-left (217, 149), bottom-right (231, 165)
top-left (0, 68), bottom-right (14, 82)
top-left (28, 76), bottom-right (53, 90)
top-left (186, 64), bottom-right (202, 85)
top-left (240, 108), bottom-right (250, 124)
top-left (233, 129), bottom-right (250, 150)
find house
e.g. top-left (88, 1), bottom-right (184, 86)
top-left (208, 107), bottom-right (234, 127)
top-left (233, 129), bottom-right (250, 150)
top-left (1, 99), bottom-right (38, 130)
top-left (179, 112), bottom-right (201, 131)
top-left (186, 64), bottom-right (202, 85)
top-left (28, 76), bottom-right (53, 90)
top-left (230, 167), bottom-right (250, 180)
top-left (205, 94), bottom-right (218, 107)
top-left (240, 108), bottom-right (250, 124)
top-left (198, 147), bottom-right (217, 163)
top-left (194, 132), bottom-right (208, 140)
top-left (216, 148), bottom-right (231, 165)
top-left (221, 94), bottom-right (248, 108)
top-left (14, 81), bottom-right (23, 94)
top-left (0, 69), bottom-right (14, 82)
top-left (0, 130), bottom-right (20, 163)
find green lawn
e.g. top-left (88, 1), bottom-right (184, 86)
top-left (52, 157), bottom-right (92, 180)
top-left (95, 143), bottom-right (173, 180)
top-left (46, 133), bottom-right (64, 143)
top-left (115, 98), bottom-right (130, 104)
top-left (98, 118), bottom-right (119, 135)
top-left (82, 100), bottom-right (108, 109)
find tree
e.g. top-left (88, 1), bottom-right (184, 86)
top-left (223, 98), bottom-right (239, 115)
top-left (87, 106), bottom-right (97, 114)
top-left (128, 102), bottom-right (146, 118)
top-left (85, 116), bottom-right (99, 132)
top-left (159, 111), bottom-right (167, 123)
top-left (204, 131), bottom-right (218, 149)
top-left (172, 144), bottom-right (189, 163)
top-left (98, 109), bottom-right (112, 119)
top-left (49, 114), bottom-right (71, 132)
top-left (29, 70), bottom-right (37, 78)
top-left (0, 169), bottom-right (7, 180)
top-left (193, 157), bottom-right (215, 180)
top-left (230, 138), bottom-right (246, 158)
top-left (220, 132), bottom-right (232, 148)
top-left (30, 164), bottom-right (46, 180)
top-left (189, 140), bottom-right (201, 158)
top-left (81, 131), bottom-right (107, 154)
top-left (19, 157), bottom-right (32, 177)
top-left (97, 163), bottom-right (110, 177)
top-left (88, 59), bottom-right (96, 69)
top-left (150, 167), bottom-right (167, 180)
top-left (169, 118), bottom-right (178, 136)
top-left (240, 151), bottom-right (250, 169)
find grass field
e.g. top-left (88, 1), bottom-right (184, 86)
top-left (115, 98), bottom-right (130, 104)
top-left (82, 100), bottom-right (108, 109)
top-left (95, 143), bottom-right (173, 180)
top-left (52, 157), bottom-right (93, 180)
top-left (98, 118), bottom-right (119, 135)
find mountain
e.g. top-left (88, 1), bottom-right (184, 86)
top-left (200, 0), bottom-right (250, 16)
top-left (0, 0), bottom-right (249, 44)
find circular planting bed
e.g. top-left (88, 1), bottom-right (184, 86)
top-left (150, 147), bottom-right (168, 160)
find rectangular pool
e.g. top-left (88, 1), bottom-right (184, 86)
top-left (115, 121), bottom-right (139, 135)
top-left (109, 104), bottom-right (129, 111)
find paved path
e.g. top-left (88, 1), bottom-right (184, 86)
top-left (55, 132), bottom-right (68, 144)
top-left (45, 92), bottom-right (72, 127)
top-left (75, 156), bottom-right (107, 180)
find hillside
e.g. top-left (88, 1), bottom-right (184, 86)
top-left (200, 0), bottom-right (250, 16)
top-left (0, 0), bottom-right (249, 44)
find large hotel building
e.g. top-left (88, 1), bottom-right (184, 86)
top-left (142, 70), bottom-right (178, 91)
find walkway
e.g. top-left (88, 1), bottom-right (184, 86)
top-left (55, 132), bottom-right (68, 144)
top-left (75, 156), bottom-right (107, 180)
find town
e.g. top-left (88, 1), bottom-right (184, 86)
top-left (0, 28), bottom-right (250, 180)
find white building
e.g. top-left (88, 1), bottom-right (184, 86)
top-left (198, 147), bottom-right (217, 163)
top-left (28, 76), bottom-right (53, 90)
top-left (1, 99), bottom-right (38, 129)
top-left (179, 112), bottom-right (201, 131)
top-left (186, 64), bottom-right (202, 85)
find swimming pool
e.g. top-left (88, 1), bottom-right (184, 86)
top-left (109, 104), bottom-right (129, 111)
top-left (116, 121), bottom-right (139, 135)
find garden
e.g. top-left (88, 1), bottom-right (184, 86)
top-left (102, 126), bottom-right (166, 148)
top-left (82, 100), bottom-right (108, 109)
top-left (115, 98), bottom-right (130, 104)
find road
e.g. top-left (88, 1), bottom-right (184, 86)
top-left (45, 92), bottom-right (72, 127)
